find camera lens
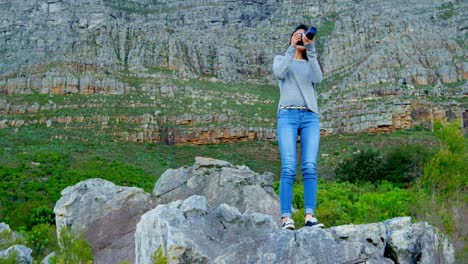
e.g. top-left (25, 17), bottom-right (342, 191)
top-left (305, 27), bottom-right (317, 40)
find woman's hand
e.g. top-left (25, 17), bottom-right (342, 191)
top-left (290, 32), bottom-right (302, 47)
top-left (302, 33), bottom-right (314, 45)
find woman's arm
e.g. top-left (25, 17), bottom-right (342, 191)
top-left (305, 42), bottom-right (323, 84)
top-left (273, 46), bottom-right (295, 80)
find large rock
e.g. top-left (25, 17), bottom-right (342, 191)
top-left (383, 217), bottom-right (455, 264)
top-left (0, 245), bottom-right (33, 264)
top-left (53, 157), bottom-right (280, 263)
top-left (135, 195), bottom-right (278, 264)
top-left (135, 196), bottom-right (455, 264)
top-left (152, 157), bottom-right (279, 221)
top-left (54, 178), bottom-right (155, 264)
top-left (0, 223), bottom-right (19, 246)
top-left (0, 222), bottom-right (32, 264)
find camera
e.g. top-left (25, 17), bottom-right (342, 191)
top-left (304, 27), bottom-right (317, 40)
top-left (296, 27), bottom-right (317, 46)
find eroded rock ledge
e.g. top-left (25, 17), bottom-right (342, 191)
top-left (135, 195), bottom-right (454, 264)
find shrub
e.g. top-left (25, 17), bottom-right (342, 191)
top-left (292, 184), bottom-right (304, 209)
top-left (335, 148), bottom-right (384, 183)
top-left (281, 180), bottom-right (412, 228)
top-left (350, 187), bottom-right (411, 223)
top-left (382, 144), bottom-right (433, 184)
top-left (31, 206), bottom-right (55, 227)
top-left (412, 119), bottom-right (467, 261)
top-left (55, 227), bottom-right (93, 264)
top-left (315, 181), bottom-right (410, 227)
top-left (291, 208), bottom-right (305, 229)
top-left (26, 223), bottom-right (57, 259)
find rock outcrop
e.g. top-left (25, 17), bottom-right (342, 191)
top-left (53, 157), bottom-right (279, 264)
top-left (53, 157), bottom-right (456, 263)
top-left (135, 196), bottom-right (455, 264)
top-left (153, 157), bottom-right (279, 219)
top-left (0, 245), bottom-right (33, 264)
top-left (0, 223), bottom-right (33, 264)
top-left (54, 178), bottom-right (155, 264)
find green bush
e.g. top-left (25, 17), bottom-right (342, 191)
top-left (291, 208), bottom-right (306, 229)
top-left (26, 223), bottom-right (57, 259)
top-left (412, 119), bottom-right (466, 260)
top-left (31, 206), bottom-right (55, 227)
top-left (315, 181), bottom-right (411, 227)
top-left (55, 227), bottom-right (93, 264)
top-left (382, 144), bottom-right (433, 184)
top-left (350, 187), bottom-right (410, 223)
top-left (284, 180), bottom-right (411, 228)
top-left (335, 149), bottom-right (384, 183)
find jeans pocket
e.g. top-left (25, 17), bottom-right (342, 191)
top-left (277, 109), bottom-right (287, 118)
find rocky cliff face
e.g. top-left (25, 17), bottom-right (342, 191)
top-left (0, 0), bottom-right (466, 142)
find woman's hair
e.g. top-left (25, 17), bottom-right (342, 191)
top-left (289, 24), bottom-right (309, 60)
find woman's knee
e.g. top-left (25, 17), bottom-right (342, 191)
top-left (302, 162), bottom-right (317, 178)
top-left (281, 162), bottom-right (296, 179)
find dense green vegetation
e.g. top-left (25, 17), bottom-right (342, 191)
top-left (290, 180), bottom-right (412, 229)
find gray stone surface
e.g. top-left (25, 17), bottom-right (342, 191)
top-left (384, 217), bottom-right (455, 264)
top-left (54, 178), bottom-right (155, 264)
top-left (152, 157), bottom-right (279, 221)
top-left (135, 198), bottom-right (455, 264)
top-left (0, 245), bottom-right (33, 264)
top-left (135, 196), bottom-right (278, 264)
top-left (0, 223), bottom-right (17, 245)
top-left (41, 252), bottom-right (56, 264)
top-left (52, 157), bottom-right (280, 263)
top-left (135, 196), bottom-right (454, 264)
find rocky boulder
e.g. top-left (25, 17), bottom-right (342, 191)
top-left (0, 222), bottom-right (19, 246)
top-left (135, 195), bottom-right (278, 264)
top-left (53, 157), bottom-right (279, 263)
top-left (153, 157), bottom-right (279, 221)
top-left (0, 245), bottom-right (33, 264)
top-left (0, 223), bottom-right (32, 264)
top-left (54, 178), bottom-right (155, 264)
top-left (135, 196), bottom-right (455, 264)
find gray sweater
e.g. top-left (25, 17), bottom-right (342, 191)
top-left (273, 42), bottom-right (323, 113)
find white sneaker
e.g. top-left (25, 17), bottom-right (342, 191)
top-left (281, 219), bottom-right (295, 230)
top-left (305, 216), bottom-right (324, 228)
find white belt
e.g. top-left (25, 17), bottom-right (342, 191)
top-left (280, 105), bottom-right (308, 110)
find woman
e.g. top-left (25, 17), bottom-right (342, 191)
top-left (273, 24), bottom-right (324, 230)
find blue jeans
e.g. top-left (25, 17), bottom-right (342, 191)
top-left (277, 109), bottom-right (320, 218)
